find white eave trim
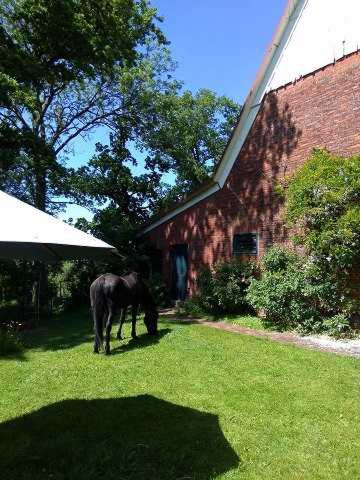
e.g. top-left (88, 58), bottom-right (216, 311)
top-left (141, 182), bottom-right (221, 235)
top-left (141, 0), bottom-right (307, 235)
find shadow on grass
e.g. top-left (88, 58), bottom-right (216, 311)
top-left (0, 395), bottom-right (240, 480)
top-left (159, 316), bottom-right (201, 326)
top-left (23, 310), bottom-right (173, 354)
top-left (111, 328), bottom-right (172, 355)
top-left (0, 331), bottom-right (27, 361)
top-left (0, 349), bottom-right (27, 362)
top-left (23, 308), bottom-right (93, 352)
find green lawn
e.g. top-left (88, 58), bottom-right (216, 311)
top-left (1, 310), bottom-right (360, 479)
top-left (197, 312), bottom-right (278, 332)
top-left (214, 314), bottom-right (269, 331)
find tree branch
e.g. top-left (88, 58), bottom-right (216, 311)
top-left (51, 83), bottom-right (106, 146)
top-left (54, 109), bottom-right (122, 155)
top-left (36, 84), bottom-right (64, 133)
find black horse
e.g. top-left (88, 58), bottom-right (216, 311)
top-left (90, 272), bottom-right (158, 354)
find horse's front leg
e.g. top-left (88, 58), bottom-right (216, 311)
top-left (131, 304), bottom-right (139, 340)
top-left (117, 307), bottom-right (127, 340)
top-left (104, 306), bottom-right (114, 355)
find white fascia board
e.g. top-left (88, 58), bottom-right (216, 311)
top-left (141, 182), bottom-right (220, 235)
top-left (268, 0), bottom-right (360, 91)
top-left (141, 0), bottom-right (307, 235)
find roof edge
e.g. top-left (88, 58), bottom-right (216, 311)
top-left (140, 0), bottom-right (306, 236)
top-left (141, 181), bottom-right (221, 235)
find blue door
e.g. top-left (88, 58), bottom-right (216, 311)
top-left (170, 245), bottom-right (188, 301)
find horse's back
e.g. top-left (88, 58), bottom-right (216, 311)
top-left (90, 273), bottom-right (135, 309)
top-left (120, 271), bottom-right (140, 291)
top-left (122, 272), bottom-right (155, 308)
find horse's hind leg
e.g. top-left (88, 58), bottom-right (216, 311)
top-left (94, 334), bottom-right (100, 354)
top-left (117, 308), bottom-right (127, 340)
top-left (131, 304), bottom-right (139, 340)
top-left (93, 308), bottom-right (103, 354)
top-left (104, 304), bottom-right (114, 355)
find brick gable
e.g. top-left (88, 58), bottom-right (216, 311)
top-left (145, 52), bottom-right (360, 295)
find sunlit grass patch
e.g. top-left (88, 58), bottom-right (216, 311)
top-left (1, 309), bottom-right (360, 479)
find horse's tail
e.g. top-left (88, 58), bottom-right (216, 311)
top-left (90, 277), bottom-right (105, 347)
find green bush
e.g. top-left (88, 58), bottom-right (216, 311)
top-left (247, 247), bottom-right (323, 331)
top-left (175, 298), bottom-right (205, 318)
top-left (248, 149), bottom-right (360, 334)
top-left (197, 259), bottom-right (256, 315)
top-left (145, 273), bottom-right (168, 308)
top-left (247, 246), bottom-right (356, 335)
top-left (196, 267), bottom-right (216, 313)
top-left (322, 314), bottom-right (351, 338)
top-left (262, 245), bottom-right (299, 273)
top-left (284, 149), bottom-right (360, 312)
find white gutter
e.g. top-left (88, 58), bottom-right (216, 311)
top-left (141, 181), bottom-right (221, 234)
top-left (215, 0), bottom-right (307, 187)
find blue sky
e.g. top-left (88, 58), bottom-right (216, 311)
top-left (152, 0), bottom-right (286, 102)
top-left (63, 0), bottom-right (287, 221)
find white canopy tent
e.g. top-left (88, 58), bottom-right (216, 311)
top-left (0, 190), bottom-right (117, 260)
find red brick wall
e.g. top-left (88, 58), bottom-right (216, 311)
top-left (145, 52), bottom-right (360, 295)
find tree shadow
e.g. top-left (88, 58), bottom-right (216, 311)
top-left (0, 349), bottom-right (27, 362)
top-left (23, 309), bottom-right (172, 354)
top-left (23, 309), bottom-right (93, 352)
top-left (164, 318), bottom-right (201, 325)
top-left (0, 395), bottom-right (240, 479)
top-left (111, 328), bottom-right (171, 355)
top-left (0, 327), bottom-right (28, 361)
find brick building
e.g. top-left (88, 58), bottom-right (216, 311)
top-left (141, 0), bottom-right (360, 300)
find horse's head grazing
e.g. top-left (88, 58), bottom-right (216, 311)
top-left (144, 309), bottom-right (158, 335)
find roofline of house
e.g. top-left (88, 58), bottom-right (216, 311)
top-left (141, 0), bottom-right (307, 236)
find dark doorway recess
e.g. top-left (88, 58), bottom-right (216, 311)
top-left (170, 244), bottom-right (188, 301)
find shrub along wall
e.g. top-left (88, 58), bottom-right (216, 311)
top-left (177, 258), bottom-right (257, 317)
top-left (246, 247), bottom-right (350, 335)
top-left (184, 150), bottom-right (360, 336)
top-left (247, 150), bottom-right (360, 335)
top-left (284, 149), bottom-right (360, 314)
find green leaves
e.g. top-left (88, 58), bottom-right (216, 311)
top-left (285, 149), bottom-right (360, 276)
top-left (0, 0), bottom-right (168, 211)
top-left (196, 259), bottom-right (256, 315)
top-left (1, 0), bottom-right (166, 82)
top-left (247, 247), bottom-right (337, 333)
top-left (260, 150), bottom-right (360, 327)
top-left (138, 88), bottom-right (241, 200)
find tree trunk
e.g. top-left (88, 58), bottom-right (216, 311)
top-left (33, 155), bottom-right (49, 321)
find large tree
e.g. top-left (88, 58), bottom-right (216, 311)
top-left (137, 88), bottom-right (240, 205)
top-left (0, 0), bottom-right (241, 314)
top-left (71, 88), bottom-right (241, 244)
top-left (71, 135), bottom-right (165, 249)
top-left (0, 0), bottom-right (168, 211)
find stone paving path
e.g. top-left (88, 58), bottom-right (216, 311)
top-left (160, 309), bottom-right (360, 358)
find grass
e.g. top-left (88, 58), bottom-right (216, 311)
top-left (0, 329), bottom-right (24, 357)
top-left (174, 300), bottom-right (277, 331)
top-left (1, 309), bottom-right (360, 479)
top-left (212, 314), bottom-right (269, 331)
top-left (196, 312), bottom-right (279, 332)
